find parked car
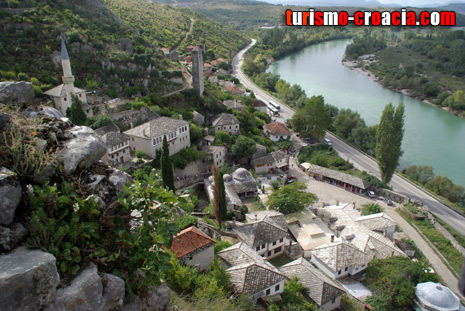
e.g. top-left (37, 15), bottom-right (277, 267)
top-left (286, 175), bottom-right (298, 184)
top-left (324, 138), bottom-right (332, 146)
top-left (384, 198), bottom-right (393, 206)
top-left (367, 190), bottom-right (376, 198)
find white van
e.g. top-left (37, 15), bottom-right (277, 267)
top-left (324, 138), bottom-right (332, 146)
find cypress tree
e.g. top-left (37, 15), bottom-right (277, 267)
top-left (212, 163), bottom-right (223, 229)
top-left (375, 102), bottom-right (405, 183)
top-left (160, 135), bottom-right (175, 191)
top-left (218, 172), bottom-right (227, 221)
top-left (66, 95), bottom-right (87, 125)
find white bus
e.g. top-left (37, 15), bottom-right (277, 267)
top-left (266, 104), bottom-right (279, 116)
top-left (269, 100), bottom-right (280, 111)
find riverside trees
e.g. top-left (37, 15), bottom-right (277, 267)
top-left (291, 95), bottom-right (332, 140)
top-left (375, 102), bottom-right (405, 183)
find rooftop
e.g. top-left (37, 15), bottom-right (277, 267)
top-left (233, 216), bottom-right (288, 249)
top-left (44, 84), bottom-right (86, 98)
top-left (94, 123), bottom-right (120, 137)
top-left (246, 210), bottom-right (288, 231)
top-left (264, 122), bottom-right (291, 135)
top-left (279, 258), bottom-right (345, 306)
top-left (211, 113), bottom-right (239, 127)
top-left (311, 241), bottom-right (373, 272)
top-left (306, 165), bottom-right (370, 190)
top-left (123, 116), bottom-right (188, 139)
top-left (100, 132), bottom-right (129, 148)
top-left (170, 226), bottom-right (215, 259)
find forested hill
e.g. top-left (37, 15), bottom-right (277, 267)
top-left (0, 0), bottom-right (246, 97)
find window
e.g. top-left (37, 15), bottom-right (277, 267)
top-left (132, 137), bottom-right (134, 141)
top-left (268, 251), bottom-right (271, 257)
top-left (64, 97), bottom-right (67, 101)
top-left (266, 289), bottom-right (270, 296)
top-left (275, 246), bottom-right (281, 253)
top-left (79, 94), bottom-right (82, 97)
top-left (280, 238), bottom-right (283, 243)
top-left (256, 246), bottom-right (260, 251)
top-left (338, 270), bottom-right (341, 275)
top-left (262, 244), bottom-right (265, 249)
top-left (345, 267), bottom-right (348, 272)
top-left (273, 241), bottom-right (276, 246)
top-left (275, 284), bottom-right (280, 291)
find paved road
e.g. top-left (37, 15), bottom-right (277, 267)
top-left (233, 39), bottom-right (465, 237)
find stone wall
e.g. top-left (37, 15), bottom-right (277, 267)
top-left (376, 188), bottom-right (408, 204)
top-left (422, 205), bottom-right (465, 256)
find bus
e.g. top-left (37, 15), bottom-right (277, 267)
top-left (266, 104), bottom-right (279, 116)
top-left (269, 100), bottom-right (280, 111)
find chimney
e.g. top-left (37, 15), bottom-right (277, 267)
top-left (321, 202), bottom-right (325, 208)
top-left (384, 231), bottom-right (387, 237)
top-left (331, 235), bottom-right (334, 242)
top-left (143, 127), bottom-right (147, 136)
top-left (353, 202), bottom-right (356, 209)
top-left (255, 214), bottom-right (257, 221)
top-left (179, 114), bottom-right (183, 120)
top-left (336, 200), bottom-right (339, 206)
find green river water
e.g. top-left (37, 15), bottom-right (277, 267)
top-left (267, 39), bottom-right (465, 187)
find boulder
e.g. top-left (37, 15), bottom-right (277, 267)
top-left (0, 111), bottom-right (11, 130)
top-left (58, 126), bottom-right (106, 175)
top-left (0, 222), bottom-right (28, 251)
top-left (0, 167), bottom-right (22, 226)
top-left (101, 273), bottom-right (125, 311)
top-left (0, 81), bottom-right (34, 105)
top-left (0, 247), bottom-right (60, 311)
top-left (123, 282), bottom-right (171, 311)
top-left (45, 263), bottom-right (125, 311)
top-left (108, 169), bottom-right (132, 192)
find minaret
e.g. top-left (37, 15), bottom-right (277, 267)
top-left (61, 38), bottom-right (75, 111)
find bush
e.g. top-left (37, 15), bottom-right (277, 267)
top-left (170, 148), bottom-right (207, 169)
top-left (135, 149), bottom-right (148, 159)
top-left (362, 203), bottom-right (383, 215)
top-left (174, 215), bottom-right (198, 230)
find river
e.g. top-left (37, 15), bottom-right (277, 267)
top-left (267, 39), bottom-right (465, 188)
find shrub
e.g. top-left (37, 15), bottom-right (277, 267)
top-left (135, 149), bottom-right (148, 159)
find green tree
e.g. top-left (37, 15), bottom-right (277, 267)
top-left (291, 95), bottom-right (332, 139)
top-left (214, 131), bottom-right (232, 146)
top-left (212, 163), bottom-right (223, 229)
top-left (333, 108), bottom-right (366, 139)
top-left (160, 135), bottom-right (175, 191)
top-left (91, 114), bottom-right (113, 129)
top-left (218, 172), bottom-right (228, 222)
top-left (231, 135), bottom-right (257, 159)
top-left (66, 95), bottom-right (87, 126)
top-left (375, 103), bottom-right (405, 183)
top-left (267, 181), bottom-right (317, 214)
top-left (362, 203), bottom-right (383, 215)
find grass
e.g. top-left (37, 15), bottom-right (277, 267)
top-left (398, 209), bottom-right (463, 275)
top-left (268, 254), bottom-right (292, 267)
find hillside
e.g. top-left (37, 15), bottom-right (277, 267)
top-left (0, 0), bottom-right (246, 98)
top-left (104, 0), bottom-right (247, 60)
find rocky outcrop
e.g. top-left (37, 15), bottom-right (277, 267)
top-left (109, 168), bottom-right (132, 193)
top-left (0, 111), bottom-right (11, 130)
top-left (0, 81), bottom-right (34, 105)
top-left (0, 222), bottom-right (28, 251)
top-left (123, 281), bottom-right (171, 311)
top-left (0, 167), bottom-right (22, 226)
top-left (44, 263), bottom-right (125, 311)
top-left (0, 247), bottom-right (60, 311)
top-left (59, 126), bottom-right (106, 175)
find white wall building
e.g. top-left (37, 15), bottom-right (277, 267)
top-left (124, 117), bottom-right (190, 158)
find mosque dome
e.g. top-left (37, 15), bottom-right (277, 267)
top-left (415, 282), bottom-right (460, 311)
top-left (233, 168), bottom-right (253, 182)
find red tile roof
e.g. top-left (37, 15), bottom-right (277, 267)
top-left (170, 226), bottom-right (215, 258)
top-left (265, 122), bottom-right (291, 135)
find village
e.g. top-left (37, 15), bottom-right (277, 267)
top-left (30, 38), bottom-right (465, 311)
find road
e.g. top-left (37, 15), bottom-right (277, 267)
top-left (233, 39), bottom-right (465, 237)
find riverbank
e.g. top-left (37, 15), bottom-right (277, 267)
top-left (342, 54), bottom-right (465, 120)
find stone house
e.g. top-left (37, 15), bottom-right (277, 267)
top-left (170, 226), bottom-right (216, 271)
top-left (264, 122), bottom-right (291, 142)
top-left (100, 132), bottom-right (131, 165)
top-left (202, 145), bottom-right (227, 168)
top-left (310, 241), bottom-right (372, 279)
top-left (279, 258), bottom-right (345, 311)
top-left (246, 211), bottom-right (288, 231)
top-left (211, 113), bottom-right (240, 135)
top-left (222, 100), bottom-right (245, 112)
top-left (233, 216), bottom-right (290, 259)
top-left (251, 150), bottom-right (288, 174)
top-left (253, 100), bottom-right (268, 114)
top-left (217, 242), bottom-right (286, 302)
top-left (123, 117), bottom-right (190, 158)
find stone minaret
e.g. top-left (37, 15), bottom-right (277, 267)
top-left (192, 46), bottom-right (204, 97)
top-left (61, 38), bottom-right (75, 112)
